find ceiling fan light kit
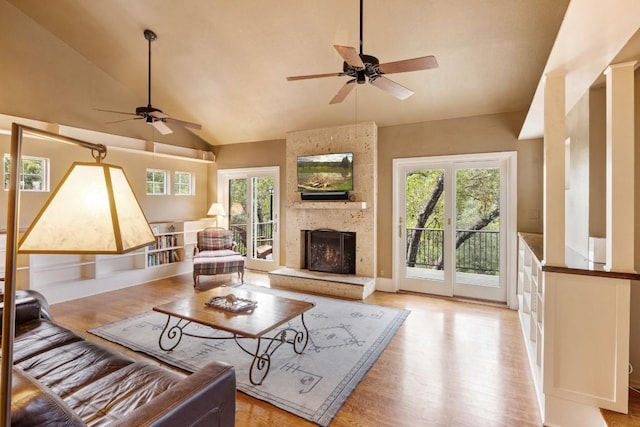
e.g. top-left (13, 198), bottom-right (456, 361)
top-left (97, 29), bottom-right (202, 135)
top-left (287, 0), bottom-right (438, 104)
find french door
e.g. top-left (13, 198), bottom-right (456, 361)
top-left (393, 152), bottom-right (516, 304)
top-left (218, 167), bottom-right (279, 271)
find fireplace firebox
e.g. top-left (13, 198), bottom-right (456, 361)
top-left (304, 229), bottom-right (356, 274)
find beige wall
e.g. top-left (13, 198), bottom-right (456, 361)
top-left (207, 112), bottom-right (545, 280)
top-left (631, 68), bottom-right (640, 387)
top-left (565, 90), bottom-right (592, 256)
top-left (212, 139), bottom-right (287, 263)
top-left (0, 0), bottom-right (210, 150)
top-left (1, 112), bottom-right (545, 283)
top-left (376, 111), bottom-right (543, 279)
top-left (564, 86), bottom-right (607, 258)
top-left (589, 87), bottom-right (607, 239)
top-left (0, 132), bottom-right (210, 230)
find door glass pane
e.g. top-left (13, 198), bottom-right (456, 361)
top-left (228, 178), bottom-right (247, 256)
top-left (455, 167), bottom-right (500, 286)
top-left (250, 176), bottom-right (275, 261)
top-left (405, 168), bottom-right (445, 281)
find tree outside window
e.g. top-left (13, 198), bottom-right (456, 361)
top-left (3, 154), bottom-right (49, 192)
top-left (174, 171), bottom-right (193, 196)
top-left (146, 169), bottom-right (168, 195)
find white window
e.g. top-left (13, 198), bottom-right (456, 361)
top-left (146, 169), bottom-right (169, 195)
top-left (4, 154), bottom-right (49, 192)
top-left (174, 171), bottom-right (194, 196)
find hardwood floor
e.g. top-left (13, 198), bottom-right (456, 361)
top-left (49, 271), bottom-right (542, 426)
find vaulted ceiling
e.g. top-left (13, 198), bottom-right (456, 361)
top-left (4, 0), bottom-right (571, 147)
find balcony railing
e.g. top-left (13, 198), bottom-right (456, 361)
top-left (406, 227), bottom-right (499, 275)
top-left (229, 221), bottom-right (274, 258)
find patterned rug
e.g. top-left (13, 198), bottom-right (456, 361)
top-left (89, 284), bottom-right (410, 426)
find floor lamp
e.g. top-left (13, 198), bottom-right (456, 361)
top-left (0, 123), bottom-right (156, 426)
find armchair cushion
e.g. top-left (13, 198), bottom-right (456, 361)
top-left (196, 228), bottom-right (234, 252)
top-left (198, 249), bottom-right (239, 258)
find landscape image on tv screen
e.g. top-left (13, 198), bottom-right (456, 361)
top-left (297, 152), bottom-right (353, 192)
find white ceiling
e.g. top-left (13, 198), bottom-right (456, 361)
top-left (6, 0), bottom-right (570, 146)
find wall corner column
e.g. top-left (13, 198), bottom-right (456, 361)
top-left (543, 72), bottom-right (566, 266)
top-left (605, 61), bottom-right (637, 272)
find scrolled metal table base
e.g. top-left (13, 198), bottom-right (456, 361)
top-left (158, 313), bottom-right (310, 385)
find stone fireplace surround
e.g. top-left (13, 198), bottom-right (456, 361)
top-left (268, 122), bottom-right (377, 300)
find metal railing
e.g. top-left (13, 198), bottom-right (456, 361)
top-left (406, 228), bottom-right (499, 275)
top-left (229, 221), bottom-right (274, 257)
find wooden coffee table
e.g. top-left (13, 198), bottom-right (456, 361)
top-left (152, 286), bottom-right (315, 385)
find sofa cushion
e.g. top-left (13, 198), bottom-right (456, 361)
top-left (13, 320), bottom-right (84, 363)
top-left (17, 339), bottom-right (134, 398)
top-left (63, 362), bottom-right (183, 426)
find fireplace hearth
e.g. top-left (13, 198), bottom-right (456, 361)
top-left (304, 229), bottom-right (356, 274)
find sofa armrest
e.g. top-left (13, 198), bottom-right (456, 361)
top-left (12, 367), bottom-right (86, 427)
top-left (112, 361), bottom-right (236, 427)
top-left (0, 290), bottom-right (49, 331)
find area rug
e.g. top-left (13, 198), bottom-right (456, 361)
top-left (89, 284), bottom-right (410, 426)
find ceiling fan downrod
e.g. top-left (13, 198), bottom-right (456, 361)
top-left (359, 0), bottom-right (364, 56)
top-left (144, 29), bottom-right (157, 108)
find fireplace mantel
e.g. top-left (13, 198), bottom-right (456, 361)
top-left (291, 201), bottom-right (368, 210)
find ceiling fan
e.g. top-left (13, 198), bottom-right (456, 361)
top-left (287, 0), bottom-right (438, 104)
top-left (97, 29), bottom-right (201, 135)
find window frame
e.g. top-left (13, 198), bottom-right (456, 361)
top-left (146, 168), bottom-right (170, 195)
top-left (3, 154), bottom-right (50, 192)
top-left (173, 171), bottom-right (194, 196)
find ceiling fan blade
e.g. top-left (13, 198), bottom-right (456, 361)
top-left (329, 79), bottom-right (357, 104)
top-left (105, 117), bottom-right (144, 125)
top-left (164, 117), bottom-right (202, 130)
top-left (370, 76), bottom-right (414, 100)
top-left (287, 72), bottom-right (343, 81)
top-left (149, 119), bottom-right (173, 135)
top-left (334, 45), bottom-right (364, 68)
top-left (378, 56), bottom-right (439, 74)
top-left (95, 108), bottom-right (138, 116)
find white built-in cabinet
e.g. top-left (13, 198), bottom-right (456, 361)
top-left (3, 218), bottom-right (214, 303)
top-left (518, 232), bottom-right (634, 426)
top-left (517, 233), bottom-right (544, 406)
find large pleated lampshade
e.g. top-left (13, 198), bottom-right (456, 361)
top-left (19, 161), bottom-right (155, 254)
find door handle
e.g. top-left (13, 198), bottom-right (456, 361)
top-left (399, 217), bottom-right (403, 238)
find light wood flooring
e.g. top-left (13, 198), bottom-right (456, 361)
top-left (49, 271), bottom-right (542, 427)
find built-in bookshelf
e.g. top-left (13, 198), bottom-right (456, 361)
top-left (147, 222), bottom-right (185, 267)
top-left (3, 218), bottom-right (215, 303)
top-left (517, 232), bottom-right (543, 413)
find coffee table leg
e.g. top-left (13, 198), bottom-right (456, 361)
top-left (248, 338), bottom-right (270, 386)
top-left (158, 315), bottom-right (191, 351)
top-left (234, 312), bottom-right (311, 385)
top-left (292, 312), bottom-right (310, 354)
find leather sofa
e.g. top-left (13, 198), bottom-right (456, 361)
top-left (2, 291), bottom-right (236, 426)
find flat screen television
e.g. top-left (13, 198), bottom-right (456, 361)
top-left (297, 152), bottom-right (353, 193)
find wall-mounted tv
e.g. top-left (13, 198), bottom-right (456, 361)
top-left (297, 152), bottom-right (353, 193)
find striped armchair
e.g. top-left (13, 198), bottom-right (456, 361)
top-left (193, 227), bottom-right (245, 287)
